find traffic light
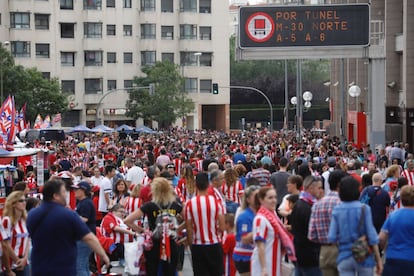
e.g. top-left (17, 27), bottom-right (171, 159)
top-left (212, 83), bottom-right (219, 94)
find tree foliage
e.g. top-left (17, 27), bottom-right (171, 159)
top-left (126, 61), bottom-right (195, 128)
top-left (230, 35), bottom-right (330, 105)
top-left (0, 45), bottom-right (68, 122)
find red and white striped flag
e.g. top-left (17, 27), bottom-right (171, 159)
top-left (34, 114), bottom-right (43, 129)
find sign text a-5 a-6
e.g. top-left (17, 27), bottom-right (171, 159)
top-left (239, 4), bottom-right (370, 48)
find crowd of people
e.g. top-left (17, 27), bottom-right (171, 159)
top-left (0, 128), bottom-right (413, 276)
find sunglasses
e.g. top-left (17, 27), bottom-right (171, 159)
top-left (17, 199), bottom-right (27, 203)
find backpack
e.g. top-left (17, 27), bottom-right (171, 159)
top-left (360, 186), bottom-right (380, 205)
top-left (152, 202), bottom-right (178, 240)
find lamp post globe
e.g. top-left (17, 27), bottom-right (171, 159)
top-left (348, 85), bottom-right (361, 98)
top-left (303, 91), bottom-right (313, 101)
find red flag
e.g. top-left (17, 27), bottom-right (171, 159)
top-left (0, 95), bottom-right (16, 151)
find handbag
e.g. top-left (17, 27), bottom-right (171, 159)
top-left (351, 205), bottom-right (373, 262)
top-left (124, 236), bottom-right (145, 275)
top-left (281, 260), bottom-right (295, 276)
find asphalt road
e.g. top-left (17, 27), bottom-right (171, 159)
top-left (111, 250), bottom-right (193, 275)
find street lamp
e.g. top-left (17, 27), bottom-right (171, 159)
top-left (95, 85), bottom-right (153, 125)
top-left (1, 41), bottom-right (11, 103)
top-left (290, 91), bottom-right (313, 133)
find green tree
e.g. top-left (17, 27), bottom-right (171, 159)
top-left (0, 45), bottom-right (68, 122)
top-left (126, 61), bottom-right (194, 128)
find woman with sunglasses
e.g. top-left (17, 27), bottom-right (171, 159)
top-left (2, 191), bottom-right (30, 276)
top-left (233, 185), bottom-right (259, 276)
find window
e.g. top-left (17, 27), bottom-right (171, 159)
top-left (84, 23), bottom-right (102, 38)
top-left (123, 25), bottom-right (132, 36)
top-left (61, 80), bottom-right (75, 94)
top-left (11, 41), bottom-right (30, 57)
top-left (60, 0), bottom-right (74, 9)
top-left (36, 44), bottom-right (50, 58)
top-left (141, 24), bottom-right (156, 39)
top-left (184, 78), bottom-right (197, 93)
top-left (107, 24), bottom-right (116, 36)
top-left (161, 26), bottom-right (173, 40)
top-left (84, 51), bottom-right (103, 66)
top-left (200, 53), bottom-right (212, 66)
top-left (107, 52), bottom-right (116, 63)
top-left (141, 0), bottom-right (155, 11)
top-left (61, 23), bottom-right (75, 38)
top-left (61, 52), bottom-right (75, 66)
top-left (161, 53), bottom-right (174, 63)
top-left (124, 80), bottom-right (133, 88)
top-left (106, 0), bottom-right (115, 7)
top-left (180, 24), bottom-right (197, 40)
top-left (107, 80), bottom-right (117, 90)
top-left (124, 0), bottom-right (132, 8)
top-left (84, 0), bottom-right (102, 10)
top-left (180, 52), bottom-right (198, 66)
top-left (123, 52), bottom-right (133, 63)
top-left (161, 0), bottom-right (173, 12)
top-left (200, 79), bottom-right (212, 93)
top-left (42, 72), bottom-right (51, 80)
top-left (85, 78), bottom-right (103, 94)
top-left (141, 51), bottom-right (156, 66)
top-left (199, 26), bottom-right (211, 40)
top-left (35, 14), bottom-right (49, 30)
top-left (180, 0), bottom-right (196, 12)
top-left (10, 13), bottom-right (30, 29)
top-left (199, 0), bottom-right (211, 13)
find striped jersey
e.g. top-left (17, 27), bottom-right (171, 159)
top-left (185, 195), bottom-right (224, 245)
top-left (2, 217), bottom-right (29, 268)
top-left (251, 213), bottom-right (282, 276)
top-left (100, 213), bottom-right (133, 244)
top-left (221, 181), bottom-right (243, 205)
top-left (402, 169), bottom-right (414, 186)
top-left (125, 197), bottom-right (142, 216)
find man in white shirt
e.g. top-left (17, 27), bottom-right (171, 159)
top-left (98, 165), bottom-right (116, 216)
top-left (125, 158), bottom-right (145, 186)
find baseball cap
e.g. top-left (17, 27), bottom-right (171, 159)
top-left (167, 163), bottom-right (175, 169)
top-left (327, 157), bottom-right (337, 167)
top-left (71, 181), bottom-right (91, 193)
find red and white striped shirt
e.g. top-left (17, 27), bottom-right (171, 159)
top-left (100, 213), bottom-right (133, 244)
top-left (173, 158), bottom-right (182, 177)
top-left (185, 195), bottom-right (224, 245)
top-left (2, 217), bottom-right (29, 267)
top-left (402, 169), bottom-right (414, 186)
top-left (125, 197), bottom-right (142, 216)
top-left (251, 214), bottom-right (282, 276)
top-left (221, 181), bottom-right (243, 205)
top-left (196, 160), bottom-right (203, 172)
top-left (208, 186), bottom-right (227, 215)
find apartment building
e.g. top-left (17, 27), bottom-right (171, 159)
top-left (0, 0), bottom-right (230, 131)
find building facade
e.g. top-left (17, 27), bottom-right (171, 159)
top-left (0, 0), bottom-right (230, 131)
